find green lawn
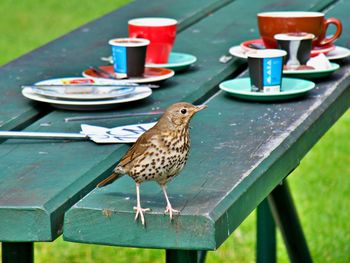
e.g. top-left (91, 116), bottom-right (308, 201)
top-left (0, 1), bottom-right (349, 262)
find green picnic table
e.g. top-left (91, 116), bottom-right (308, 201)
top-left (0, 0), bottom-right (349, 262)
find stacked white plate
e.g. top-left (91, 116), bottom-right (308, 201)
top-left (21, 77), bottom-right (152, 111)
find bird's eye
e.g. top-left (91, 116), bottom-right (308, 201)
top-left (181, 108), bottom-right (187, 114)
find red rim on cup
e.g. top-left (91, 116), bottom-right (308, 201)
top-left (128, 17), bottom-right (177, 64)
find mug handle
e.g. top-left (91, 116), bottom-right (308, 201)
top-left (319, 17), bottom-right (342, 46)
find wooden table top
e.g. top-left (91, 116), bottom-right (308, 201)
top-left (0, 0), bottom-right (349, 250)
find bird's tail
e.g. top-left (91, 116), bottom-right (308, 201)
top-left (96, 167), bottom-right (124, 188)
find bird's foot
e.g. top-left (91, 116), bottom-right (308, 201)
top-left (164, 206), bottom-right (180, 220)
top-left (133, 206), bottom-right (151, 225)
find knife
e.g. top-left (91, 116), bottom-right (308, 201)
top-left (64, 110), bottom-right (164, 122)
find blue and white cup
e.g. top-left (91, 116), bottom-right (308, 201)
top-left (109, 38), bottom-right (150, 79)
top-left (247, 49), bottom-right (287, 93)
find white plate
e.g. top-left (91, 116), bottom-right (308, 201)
top-left (35, 77), bottom-right (133, 85)
top-left (22, 86), bottom-right (152, 111)
top-left (29, 86), bottom-right (136, 101)
top-left (229, 45), bottom-right (350, 61)
top-left (32, 77), bottom-right (136, 100)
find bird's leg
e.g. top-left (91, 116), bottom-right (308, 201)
top-left (133, 183), bottom-right (151, 225)
top-left (161, 185), bottom-right (180, 220)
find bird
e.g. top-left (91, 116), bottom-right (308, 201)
top-left (97, 102), bottom-right (207, 225)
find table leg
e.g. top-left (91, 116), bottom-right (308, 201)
top-left (166, 249), bottom-right (198, 263)
top-left (2, 242), bottom-right (34, 263)
top-left (268, 181), bottom-right (313, 263)
top-left (198, 250), bottom-right (207, 263)
top-left (256, 198), bottom-right (276, 263)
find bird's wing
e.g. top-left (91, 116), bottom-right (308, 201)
top-left (118, 126), bottom-right (159, 168)
top-left (97, 128), bottom-right (159, 188)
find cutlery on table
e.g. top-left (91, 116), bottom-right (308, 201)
top-left (64, 110), bottom-right (164, 122)
top-left (22, 83), bottom-right (159, 92)
top-left (89, 66), bottom-right (118, 79)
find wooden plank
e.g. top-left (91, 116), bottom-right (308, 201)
top-left (62, 0), bottom-right (349, 249)
top-left (1, 0), bottom-right (334, 242)
top-left (63, 65), bottom-right (350, 249)
top-left (0, 0), bottom-right (233, 132)
top-left (0, 0), bottom-right (337, 132)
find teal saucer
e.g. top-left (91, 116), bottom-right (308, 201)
top-left (283, 62), bottom-right (339, 79)
top-left (219, 78), bottom-right (315, 102)
top-left (146, 52), bottom-right (197, 72)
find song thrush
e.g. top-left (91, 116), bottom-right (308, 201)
top-left (97, 102), bottom-right (207, 225)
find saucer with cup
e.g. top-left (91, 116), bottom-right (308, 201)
top-left (84, 36), bottom-right (175, 83)
top-left (219, 49), bottom-right (316, 101)
top-left (257, 11), bottom-right (342, 51)
top-left (229, 11), bottom-right (350, 61)
top-left (274, 32), bottom-right (340, 78)
top-left (128, 17), bottom-right (197, 71)
top-left (274, 32), bottom-right (315, 71)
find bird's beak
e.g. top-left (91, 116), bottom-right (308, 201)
top-left (195, 105), bottom-right (208, 112)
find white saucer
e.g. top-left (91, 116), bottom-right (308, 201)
top-left (22, 86), bottom-right (152, 111)
top-left (229, 45), bottom-right (350, 61)
top-left (229, 45), bottom-right (248, 59)
top-left (283, 62), bottom-right (339, 79)
top-left (325, 46), bottom-right (350, 60)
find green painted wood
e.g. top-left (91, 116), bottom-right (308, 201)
top-left (64, 8), bottom-right (350, 251)
top-left (65, 63), bottom-right (350, 250)
top-left (0, 0), bottom-right (238, 242)
top-left (1, 0), bottom-right (337, 132)
top-left (65, 0), bottom-right (349, 249)
top-left (0, 0), bottom-right (332, 243)
top-left (0, 0), bottom-right (234, 132)
top-left (268, 181), bottom-right (313, 263)
top-left (257, 199), bottom-right (276, 263)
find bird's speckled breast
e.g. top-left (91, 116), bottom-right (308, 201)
top-left (130, 128), bottom-right (190, 185)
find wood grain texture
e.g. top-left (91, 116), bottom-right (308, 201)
top-left (0, 0), bottom-right (235, 241)
top-left (0, 0), bottom-right (345, 246)
top-left (63, 0), bottom-right (350, 250)
top-left (64, 64), bottom-right (350, 249)
top-left (0, 0), bottom-right (233, 131)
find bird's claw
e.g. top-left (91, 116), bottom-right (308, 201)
top-left (164, 206), bottom-right (180, 220)
top-left (133, 206), bottom-right (151, 225)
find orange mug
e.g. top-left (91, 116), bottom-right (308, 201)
top-left (257, 11), bottom-right (342, 48)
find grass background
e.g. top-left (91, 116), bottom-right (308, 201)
top-left (0, 0), bottom-right (349, 262)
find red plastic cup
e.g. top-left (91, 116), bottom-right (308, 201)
top-left (128, 17), bottom-right (177, 64)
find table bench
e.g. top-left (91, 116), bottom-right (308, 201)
top-left (0, 0), bottom-right (349, 262)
